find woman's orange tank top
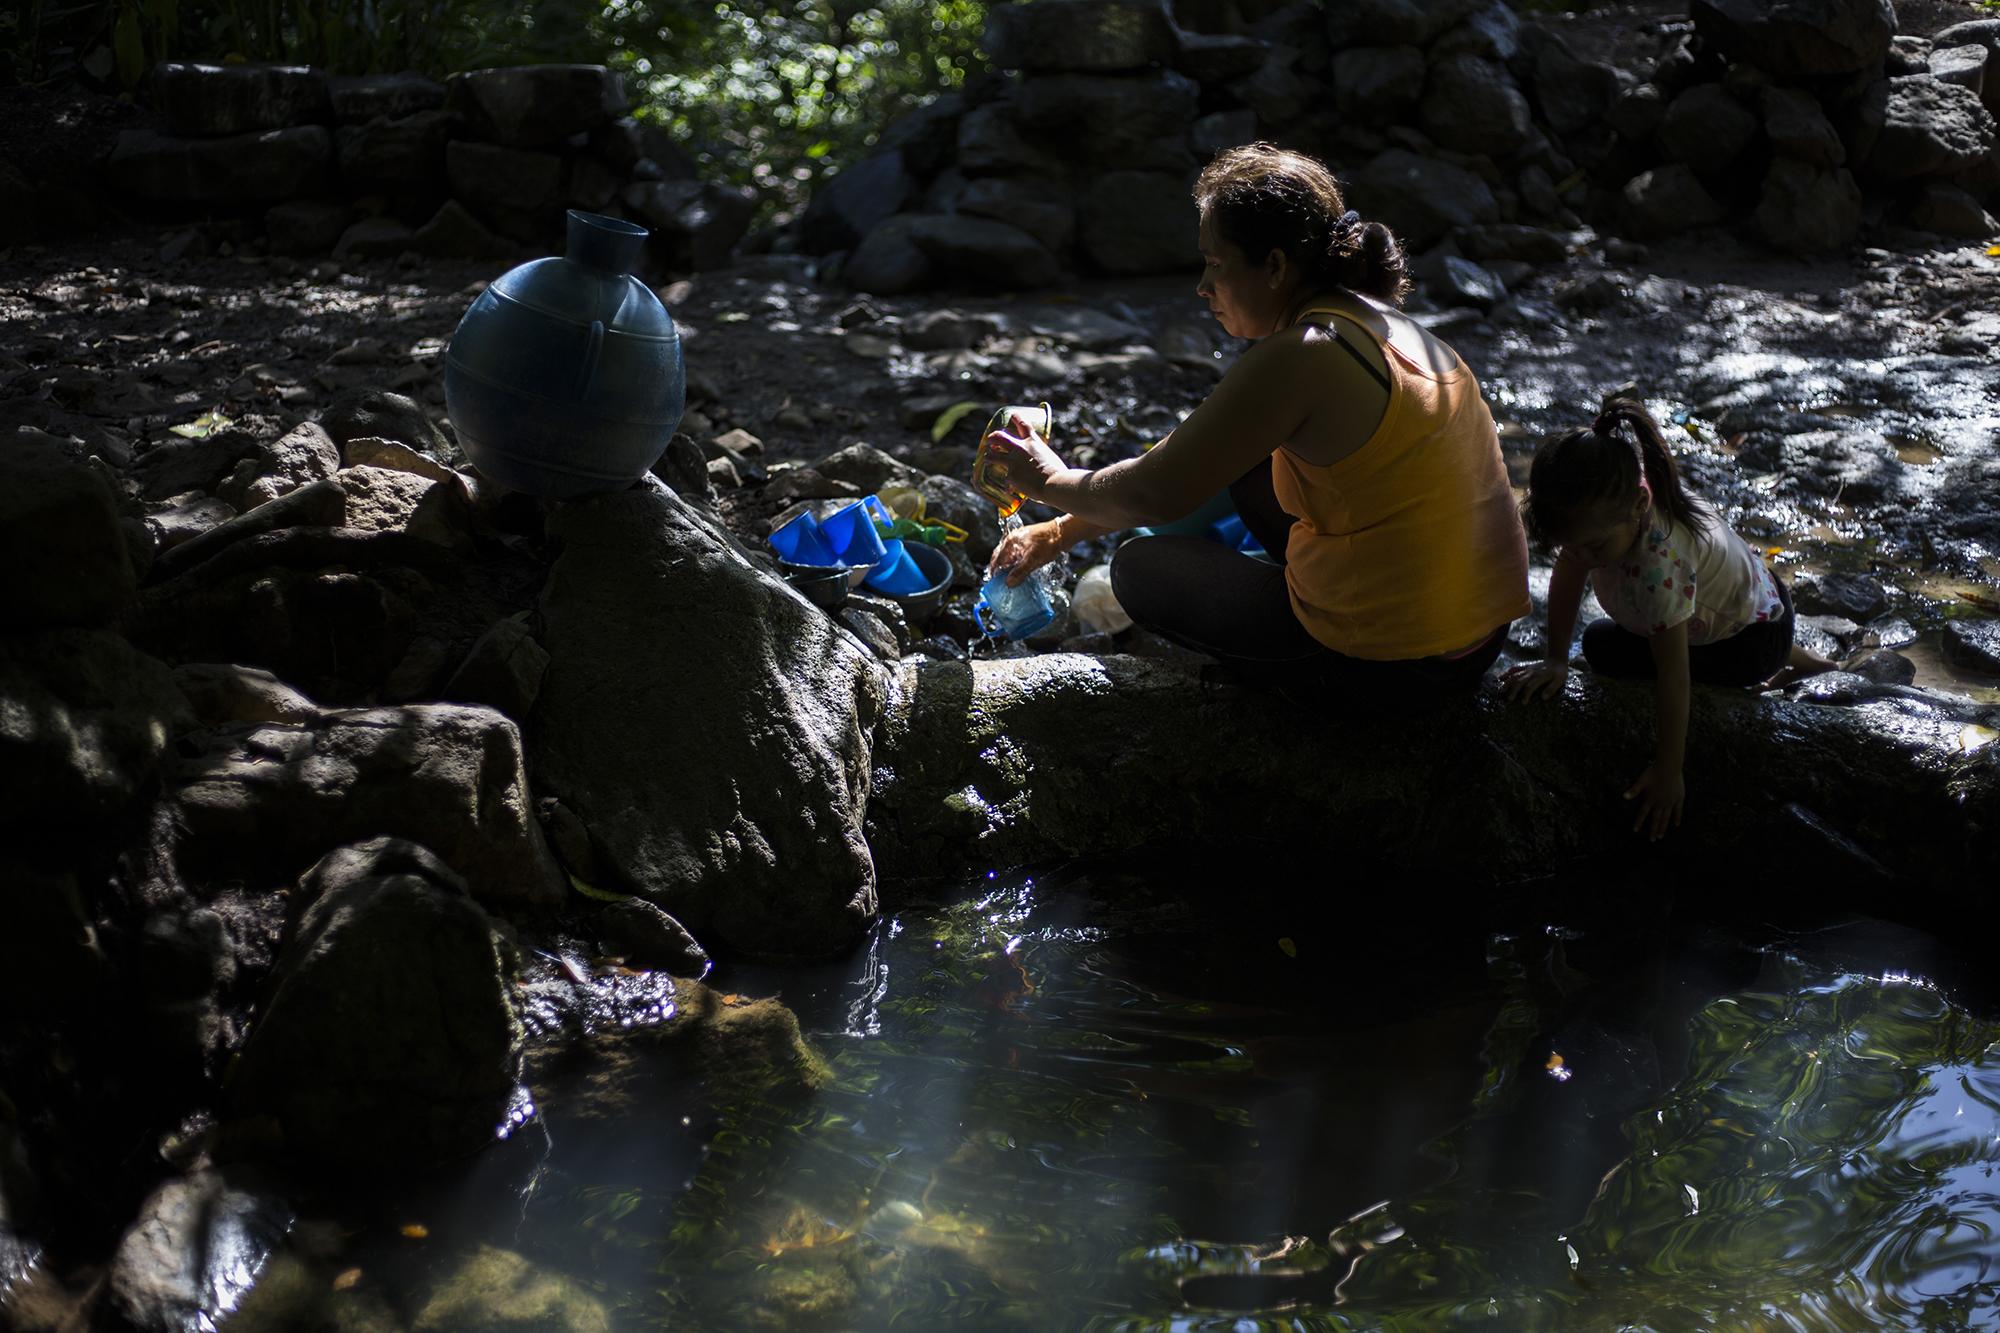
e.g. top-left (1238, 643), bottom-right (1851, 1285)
top-left (1270, 297), bottom-right (1530, 661)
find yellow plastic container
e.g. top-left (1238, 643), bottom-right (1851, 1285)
top-left (971, 401), bottom-right (1052, 519)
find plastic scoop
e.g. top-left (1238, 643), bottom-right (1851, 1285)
top-left (770, 510), bottom-right (839, 566)
top-left (863, 538), bottom-right (931, 596)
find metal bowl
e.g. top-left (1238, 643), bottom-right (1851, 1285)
top-left (781, 561), bottom-right (851, 612)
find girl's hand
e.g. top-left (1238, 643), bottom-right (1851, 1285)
top-left (980, 426), bottom-right (1069, 503)
top-left (987, 518), bottom-right (1070, 587)
top-left (1500, 659), bottom-right (1569, 702)
top-left (1624, 761), bottom-right (1684, 841)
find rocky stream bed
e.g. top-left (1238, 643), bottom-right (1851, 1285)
top-left (4, 183), bottom-right (2000, 1328)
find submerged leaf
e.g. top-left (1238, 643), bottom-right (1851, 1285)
top-left (568, 873), bottom-right (632, 904)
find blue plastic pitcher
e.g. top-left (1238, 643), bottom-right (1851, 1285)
top-left (975, 569), bottom-right (1056, 640)
top-left (444, 210), bottom-right (686, 499)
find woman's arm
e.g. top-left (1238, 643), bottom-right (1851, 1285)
top-left (988, 513), bottom-right (1117, 586)
top-left (998, 334), bottom-right (1317, 529)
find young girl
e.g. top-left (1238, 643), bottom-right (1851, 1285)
top-left (1500, 400), bottom-right (1828, 840)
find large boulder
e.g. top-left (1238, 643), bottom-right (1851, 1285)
top-left (845, 214), bottom-right (936, 295)
top-left (1352, 149), bottom-right (1499, 249)
top-left (1620, 163), bottom-right (1728, 237)
top-left (957, 100), bottom-right (1069, 177)
top-left (446, 64), bottom-right (625, 148)
top-left (108, 1170), bottom-right (293, 1333)
top-left (328, 72), bottom-right (447, 124)
top-left (1755, 158), bottom-right (1863, 251)
top-left (799, 150), bottom-right (915, 255)
top-left (1174, 31), bottom-right (1269, 85)
top-left (1935, 18), bottom-right (2000, 115)
top-left (1850, 76), bottom-right (1996, 180)
top-left (876, 94), bottom-right (966, 178)
top-left (229, 838), bottom-right (522, 1171)
top-left (1333, 46), bottom-right (1427, 125)
top-left (958, 175), bottom-right (1077, 255)
top-left (1420, 54), bottom-right (1536, 158)
top-left (1534, 37), bottom-right (1621, 138)
top-left (1328, 0), bottom-right (1484, 48)
top-left (334, 109), bottom-right (457, 198)
top-left (529, 484), bottom-right (886, 958)
top-left (1230, 49), bottom-right (1318, 127)
top-left (104, 126), bottom-right (332, 204)
top-left (985, 0), bottom-right (1178, 73)
top-left (174, 705), bottom-right (566, 903)
top-left (1013, 70), bottom-right (1200, 172)
top-left (1659, 83), bottom-right (1761, 170)
top-left (0, 631), bottom-right (190, 843)
top-left (1690, 0), bottom-right (1896, 78)
top-left (150, 62), bottom-right (329, 136)
top-left (906, 214), bottom-right (1062, 288)
top-left (1079, 170), bottom-right (1198, 275)
top-left (447, 140), bottom-right (564, 242)
top-left (623, 179), bottom-right (755, 271)
top-left (1761, 86), bottom-right (1847, 164)
top-left (0, 438), bottom-right (136, 628)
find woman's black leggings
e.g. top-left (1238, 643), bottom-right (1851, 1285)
top-left (1108, 457), bottom-right (1507, 697)
top-left (1579, 579), bottom-right (1795, 686)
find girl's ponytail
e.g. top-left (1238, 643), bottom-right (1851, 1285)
top-left (1595, 400), bottom-right (1711, 533)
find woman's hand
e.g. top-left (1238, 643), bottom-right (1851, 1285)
top-left (987, 518), bottom-right (1072, 587)
top-left (980, 425), bottom-right (1069, 503)
top-left (1624, 761), bottom-right (1684, 841)
top-left (1500, 659), bottom-right (1569, 702)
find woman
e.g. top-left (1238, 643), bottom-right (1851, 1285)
top-left (985, 143), bottom-right (1529, 698)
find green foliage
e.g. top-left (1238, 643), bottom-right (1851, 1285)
top-left (4, 0), bottom-right (984, 226)
top-left (602, 0), bottom-right (986, 219)
top-left (6, 0), bottom-right (610, 85)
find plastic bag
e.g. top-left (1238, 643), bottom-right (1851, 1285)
top-left (1070, 564), bottom-right (1131, 635)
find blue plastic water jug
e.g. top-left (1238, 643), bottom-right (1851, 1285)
top-left (975, 569), bottom-right (1056, 641)
top-left (444, 210), bottom-right (686, 499)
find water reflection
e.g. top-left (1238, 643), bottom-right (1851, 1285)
top-left (259, 878), bottom-right (1999, 1331)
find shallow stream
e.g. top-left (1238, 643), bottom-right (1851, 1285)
top-left (257, 865), bottom-right (2000, 1331)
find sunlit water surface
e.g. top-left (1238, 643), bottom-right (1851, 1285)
top-left (266, 869), bottom-right (2000, 1331)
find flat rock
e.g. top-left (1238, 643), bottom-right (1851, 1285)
top-left (105, 126), bottom-right (332, 204)
top-left (151, 62), bottom-right (329, 136)
top-left (446, 64), bottom-right (625, 148)
top-left (174, 705), bottom-right (566, 904)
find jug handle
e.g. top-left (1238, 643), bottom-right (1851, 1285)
top-left (572, 319), bottom-right (606, 400)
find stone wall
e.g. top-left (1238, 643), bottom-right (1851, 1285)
top-left (798, 0), bottom-right (1999, 295)
top-left (93, 61), bottom-right (753, 272)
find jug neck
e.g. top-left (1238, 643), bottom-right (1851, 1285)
top-left (566, 210), bottom-right (648, 275)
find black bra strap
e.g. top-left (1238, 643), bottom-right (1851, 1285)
top-left (1299, 310), bottom-right (1392, 394)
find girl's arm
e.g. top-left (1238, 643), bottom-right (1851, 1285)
top-left (1544, 553), bottom-right (1588, 664)
top-left (1501, 553), bottom-right (1589, 701)
top-left (1628, 619), bottom-right (1690, 840)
